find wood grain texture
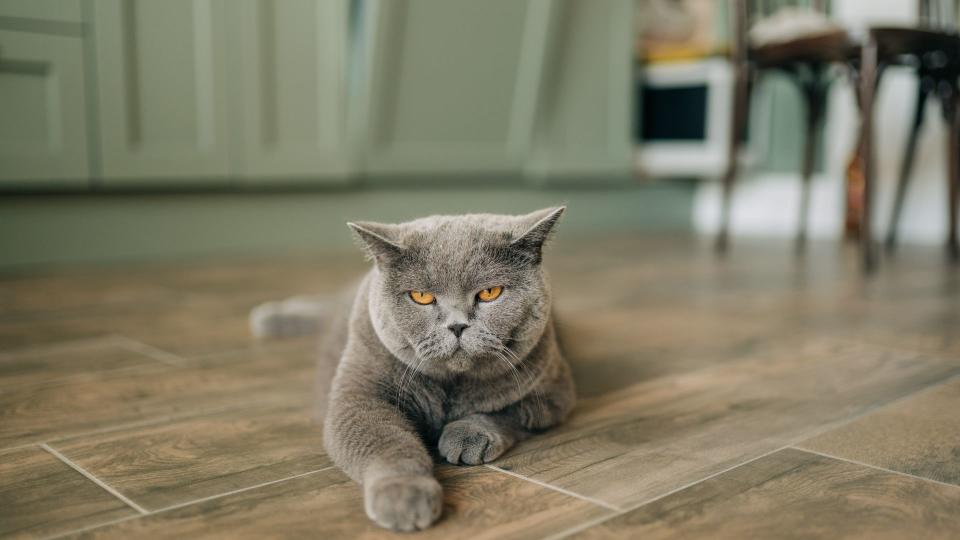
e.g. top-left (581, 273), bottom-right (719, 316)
top-left (1, 236), bottom-right (958, 537)
top-left (53, 406), bottom-right (331, 510)
top-left (800, 377), bottom-right (960, 487)
top-left (494, 338), bottom-right (959, 508)
top-left (0, 447), bottom-right (136, 539)
top-left (570, 448), bottom-right (960, 539)
top-left (0, 342), bottom-right (315, 449)
top-left (0, 272), bottom-right (178, 319)
top-left (70, 465), bottom-right (612, 540)
top-left (0, 256), bottom-right (363, 354)
top-left (557, 304), bottom-right (784, 398)
top-left (0, 296), bottom-right (268, 356)
top-left (0, 337), bottom-right (163, 390)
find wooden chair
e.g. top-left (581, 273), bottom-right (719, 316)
top-left (716, 0), bottom-right (857, 256)
top-left (858, 1), bottom-right (960, 269)
top-left (718, 0), bottom-right (960, 273)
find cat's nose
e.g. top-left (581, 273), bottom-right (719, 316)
top-left (447, 323), bottom-right (469, 338)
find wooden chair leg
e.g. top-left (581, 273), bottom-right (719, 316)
top-left (796, 80), bottom-right (827, 254)
top-left (716, 62), bottom-right (751, 255)
top-left (947, 84), bottom-right (960, 261)
top-left (885, 81), bottom-right (930, 251)
top-left (858, 39), bottom-right (880, 274)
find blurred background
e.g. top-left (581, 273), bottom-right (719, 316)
top-left (0, 0), bottom-right (957, 267)
top-left (2, 3), bottom-right (960, 537)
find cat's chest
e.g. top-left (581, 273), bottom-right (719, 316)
top-left (406, 375), bottom-right (520, 437)
top-left (440, 378), bottom-right (517, 421)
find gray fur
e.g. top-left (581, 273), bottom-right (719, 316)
top-left (249, 295), bottom-right (330, 339)
top-left (315, 207), bottom-right (575, 532)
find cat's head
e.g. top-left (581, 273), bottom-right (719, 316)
top-left (348, 207), bottom-right (564, 379)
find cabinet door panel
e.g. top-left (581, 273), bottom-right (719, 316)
top-left (94, 0), bottom-right (228, 182)
top-left (232, 0), bottom-right (349, 181)
top-left (527, 0), bottom-right (633, 178)
top-left (356, 0), bottom-right (555, 174)
top-left (0, 31), bottom-right (88, 185)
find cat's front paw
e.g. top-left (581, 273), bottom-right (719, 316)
top-left (439, 417), bottom-right (512, 465)
top-left (364, 474), bottom-right (442, 532)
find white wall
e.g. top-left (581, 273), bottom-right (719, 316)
top-left (694, 0), bottom-right (953, 245)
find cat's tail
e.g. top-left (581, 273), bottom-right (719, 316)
top-left (249, 295), bottom-right (331, 339)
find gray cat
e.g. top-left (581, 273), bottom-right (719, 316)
top-left (251, 207), bottom-right (575, 532)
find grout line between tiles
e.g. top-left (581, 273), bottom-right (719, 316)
top-left (617, 443), bottom-right (793, 509)
top-left (0, 394), bottom-right (305, 454)
top-left (0, 335), bottom-right (126, 360)
top-left (43, 396), bottom-right (301, 447)
top-left (0, 442), bottom-right (45, 454)
top-left (484, 464), bottom-right (622, 512)
top-left (791, 447), bottom-right (960, 491)
top-left (41, 466), bottom-right (336, 540)
top-left (108, 334), bottom-right (188, 367)
top-left (546, 369), bottom-right (960, 539)
top-left (150, 466), bottom-right (335, 513)
top-left (783, 367), bottom-right (960, 446)
top-left (542, 509), bottom-right (628, 540)
top-left (544, 443), bottom-right (794, 540)
top-left (41, 513), bottom-right (142, 540)
top-left (40, 443), bottom-right (149, 515)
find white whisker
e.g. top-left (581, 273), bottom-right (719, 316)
top-left (396, 338), bottom-right (431, 415)
top-left (492, 350), bottom-right (525, 402)
top-left (396, 359), bottom-right (415, 414)
top-left (489, 338), bottom-right (546, 421)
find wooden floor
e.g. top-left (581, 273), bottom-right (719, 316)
top-left (2, 235), bottom-right (959, 539)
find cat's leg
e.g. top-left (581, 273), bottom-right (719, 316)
top-left (438, 412), bottom-right (525, 465)
top-left (324, 392), bottom-right (442, 532)
top-left (440, 356), bottom-right (576, 466)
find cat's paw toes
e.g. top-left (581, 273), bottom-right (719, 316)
top-left (365, 474), bottom-right (442, 532)
top-left (439, 419), bottom-right (510, 465)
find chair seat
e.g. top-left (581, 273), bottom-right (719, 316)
top-left (749, 27), bottom-right (960, 71)
top-left (870, 27), bottom-right (960, 67)
top-left (750, 30), bottom-right (858, 68)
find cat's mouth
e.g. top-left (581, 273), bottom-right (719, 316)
top-left (444, 346), bottom-right (474, 372)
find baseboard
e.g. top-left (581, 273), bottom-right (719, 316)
top-left (0, 182), bottom-right (695, 269)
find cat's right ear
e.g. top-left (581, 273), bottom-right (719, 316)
top-left (347, 221), bottom-right (405, 265)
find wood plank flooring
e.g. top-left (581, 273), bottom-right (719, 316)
top-left (568, 448), bottom-right (960, 540)
top-left (69, 466), bottom-right (612, 540)
top-left (494, 338), bottom-right (957, 509)
top-left (52, 406), bottom-right (331, 511)
top-left (0, 447), bottom-right (136, 539)
top-left (0, 343), bottom-right (315, 448)
top-left (799, 377), bottom-right (960, 486)
top-left (0, 235), bottom-right (958, 538)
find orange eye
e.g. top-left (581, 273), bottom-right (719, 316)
top-left (477, 286), bottom-right (503, 302)
top-left (409, 291), bottom-right (435, 305)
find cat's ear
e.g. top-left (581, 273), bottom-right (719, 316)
top-left (347, 221), bottom-right (405, 264)
top-left (510, 206), bottom-right (565, 263)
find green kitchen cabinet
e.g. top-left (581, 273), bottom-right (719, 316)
top-left (91, 0), bottom-right (230, 184)
top-left (1, 0), bottom-right (636, 188)
top-left (354, 0), bottom-right (556, 175)
top-left (0, 29), bottom-right (89, 186)
top-left (228, 0), bottom-right (351, 183)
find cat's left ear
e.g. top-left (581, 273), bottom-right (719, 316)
top-left (510, 206), bottom-right (565, 263)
